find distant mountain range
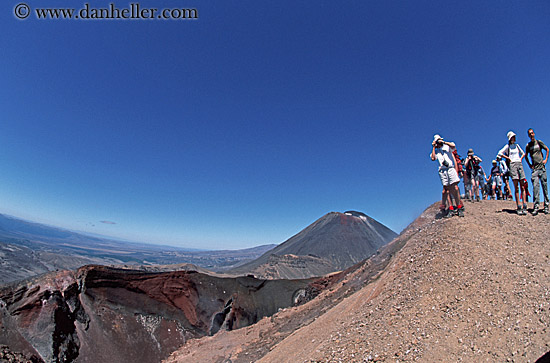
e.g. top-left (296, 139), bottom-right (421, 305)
top-left (0, 209), bottom-right (397, 284)
top-left (0, 213), bottom-right (275, 284)
top-left (230, 211), bottom-right (397, 279)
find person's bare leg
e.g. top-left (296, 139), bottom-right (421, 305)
top-left (513, 179), bottom-right (520, 208)
top-left (450, 183), bottom-right (462, 207)
top-left (441, 188), bottom-right (448, 207)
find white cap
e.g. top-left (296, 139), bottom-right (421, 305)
top-left (433, 134), bottom-right (443, 144)
top-left (507, 131), bottom-right (516, 141)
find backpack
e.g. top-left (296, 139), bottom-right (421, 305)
top-left (503, 146), bottom-right (510, 168)
top-left (467, 156), bottom-right (479, 173)
top-left (452, 150), bottom-right (463, 174)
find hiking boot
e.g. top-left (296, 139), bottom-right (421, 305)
top-left (532, 204), bottom-right (539, 216)
top-left (443, 209), bottom-right (454, 218)
top-left (517, 207), bottom-right (523, 215)
top-left (437, 205), bottom-right (447, 218)
top-left (457, 206), bottom-right (465, 217)
top-left (544, 205), bottom-right (549, 214)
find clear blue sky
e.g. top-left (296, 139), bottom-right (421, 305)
top-left (1, 1), bottom-right (549, 249)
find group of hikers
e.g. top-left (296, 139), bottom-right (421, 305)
top-left (431, 128), bottom-right (549, 217)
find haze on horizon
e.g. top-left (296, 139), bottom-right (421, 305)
top-left (2, 1), bottom-right (549, 249)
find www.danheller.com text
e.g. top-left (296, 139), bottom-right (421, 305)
top-left (16, 2), bottom-right (199, 20)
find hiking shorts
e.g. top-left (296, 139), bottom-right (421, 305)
top-left (509, 162), bottom-right (525, 180)
top-left (492, 175), bottom-right (502, 187)
top-left (439, 167), bottom-right (460, 187)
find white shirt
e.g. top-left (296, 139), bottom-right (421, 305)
top-left (499, 143), bottom-right (524, 163)
top-left (433, 144), bottom-right (455, 171)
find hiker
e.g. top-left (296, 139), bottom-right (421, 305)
top-left (498, 131), bottom-right (527, 215)
top-left (462, 158), bottom-right (471, 201)
top-left (497, 155), bottom-right (511, 200)
top-left (464, 149), bottom-right (483, 202)
top-left (487, 160), bottom-right (502, 200)
top-left (477, 162), bottom-right (488, 200)
top-left (431, 135), bottom-right (464, 217)
top-left (525, 128), bottom-right (549, 215)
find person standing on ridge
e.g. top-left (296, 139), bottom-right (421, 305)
top-left (499, 131), bottom-right (527, 215)
top-left (477, 161), bottom-right (488, 200)
top-left (462, 160), bottom-right (472, 201)
top-left (525, 128), bottom-right (549, 215)
top-left (431, 134), bottom-right (464, 217)
top-left (487, 159), bottom-right (502, 200)
top-left (464, 148), bottom-right (483, 202)
top-left (497, 155), bottom-right (511, 200)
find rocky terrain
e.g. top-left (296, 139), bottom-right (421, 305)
top-left (166, 200), bottom-right (550, 362)
top-left (3, 201), bottom-right (549, 362)
top-left (245, 254), bottom-right (335, 280)
top-left (0, 265), bottom-right (331, 363)
top-left (230, 211), bottom-right (397, 279)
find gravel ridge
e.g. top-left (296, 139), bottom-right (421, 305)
top-left (166, 200), bottom-right (550, 363)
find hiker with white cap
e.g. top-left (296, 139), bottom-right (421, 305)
top-left (431, 134), bottom-right (465, 217)
top-left (525, 128), bottom-right (549, 215)
top-left (464, 148), bottom-right (483, 202)
top-left (498, 131), bottom-right (527, 215)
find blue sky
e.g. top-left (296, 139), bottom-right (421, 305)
top-left (1, 1), bottom-right (550, 249)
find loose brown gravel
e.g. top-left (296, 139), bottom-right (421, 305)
top-left (166, 200), bottom-right (550, 363)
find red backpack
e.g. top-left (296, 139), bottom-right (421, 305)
top-left (452, 149), bottom-right (464, 174)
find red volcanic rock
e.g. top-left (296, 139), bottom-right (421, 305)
top-left (0, 265), bottom-right (318, 363)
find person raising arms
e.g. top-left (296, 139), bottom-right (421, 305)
top-left (431, 134), bottom-right (465, 217)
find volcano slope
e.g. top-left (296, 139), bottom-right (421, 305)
top-left (166, 200), bottom-right (550, 362)
top-left (230, 211), bottom-right (397, 280)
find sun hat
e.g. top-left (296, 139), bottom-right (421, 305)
top-left (467, 148), bottom-right (474, 156)
top-left (492, 160), bottom-right (497, 164)
top-left (433, 134), bottom-right (443, 144)
top-left (507, 131), bottom-right (516, 141)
